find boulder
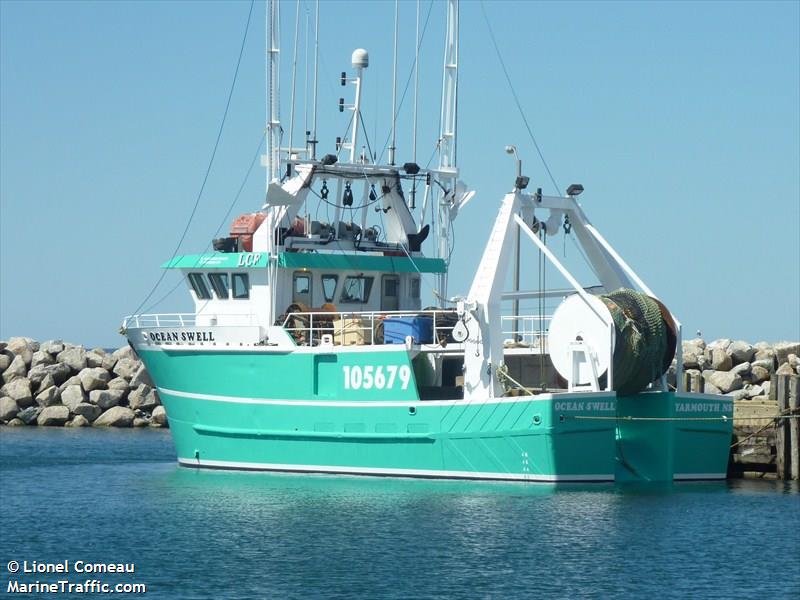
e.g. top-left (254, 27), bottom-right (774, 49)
top-left (89, 389), bottom-right (119, 410)
top-left (776, 363), bottom-right (795, 376)
top-left (113, 358), bottom-right (138, 380)
top-left (37, 405), bottom-right (70, 426)
top-left (6, 418), bottom-right (25, 427)
top-left (774, 342), bottom-right (800, 365)
top-left (40, 340), bottom-right (65, 355)
top-left (35, 385), bottom-right (61, 407)
top-left (56, 346), bottom-right (87, 373)
top-left (78, 367), bottom-right (110, 392)
top-left (754, 344), bottom-right (777, 363)
top-left (750, 365), bottom-right (770, 384)
top-left (111, 346), bottom-right (136, 363)
top-left (752, 359), bottom-right (776, 374)
top-left (30, 350), bottom-right (55, 369)
top-left (129, 365), bottom-right (154, 388)
top-left (726, 389), bottom-right (749, 402)
top-left (705, 370), bottom-right (743, 394)
top-left (744, 384), bottom-right (764, 399)
top-left (107, 377), bottom-right (129, 390)
top-left (133, 417), bottom-right (150, 428)
top-left (60, 385), bottom-right (87, 412)
top-left (86, 351), bottom-right (105, 368)
top-left (128, 384), bottom-right (158, 411)
top-left (707, 338), bottom-right (732, 351)
top-left (101, 353), bottom-right (118, 371)
top-left (6, 337), bottom-right (34, 366)
top-left (151, 405), bottom-right (168, 426)
top-left (40, 363), bottom-right (71, 386)
top-left (0, 350), bottom-right (12, 373)
top-left (0, 396), bottom-right (19, 421)
top-left (73, 402), bottom-right (101, 422)
top-left (709, 348), bottom-right (732, 371)
top-left (1, 378), bottom-right (33, 408)
top-left (789, 354), bottom-right (800, 370)
top-left (36, 373), bottom-right (56, 395)
top-left (2, 355), bottom-right (27, 383)
top-left (17, 406), bottom-right (41, 425)
top-left (66, 415), bottom-right (89, 428)
top-left (682, 351), bottom-right (699, 369)
top-left (107, 387), bottom-right (128, 406)
top-left (58, 375), bottom-right (82, 393)
top-left (728, 341), bottom-right (755, 364)
top-left (730, 362), bottom-right (751, 377)
top-left (93, 406), bottom-right (135, 427)
top-left (762, 380), bottom-right (771, 397)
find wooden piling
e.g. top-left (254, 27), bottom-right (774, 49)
top-left (776, 375), bottom-right (790, 479)
top-left (790, 376), bottom-right (799, 481)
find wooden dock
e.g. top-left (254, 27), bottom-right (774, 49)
top-left (729, 374), bottom-right (800, 480)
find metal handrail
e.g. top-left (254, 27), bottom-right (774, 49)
top-left (501, 314), bottom-right (551, 348)
top-left (122, 313), bottom-right (197, 329)
top-left (280, 309), bottom-right (457, 347)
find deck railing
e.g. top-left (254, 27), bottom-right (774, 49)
top-left (500, 314), bottom-right (551, 348)
top-left (280, 309), bottom-right (463, 347)
top-left (122, 313), bottom-right (197, 329)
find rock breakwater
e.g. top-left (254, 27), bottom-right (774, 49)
top-left (0, 338), bottom-right (167, 428)
top-left (669, 339), bottom-right (800, 398)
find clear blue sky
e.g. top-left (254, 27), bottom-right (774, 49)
top-left (1, 0), bottom-right (798, 348)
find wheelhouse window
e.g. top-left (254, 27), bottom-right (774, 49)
top-left (321, 275), bottom-right (338, 302)
top-left (293, 272), bottom-right (312, 305)
top-left (340, 276), bottom-right (374, 304)
top-left (232, 273), bottom-right (250, 299)
top-left (208, 273), bottom-right (230, 299)
top-left (410, 277), bottom-right (420, 299)
top-left (188, 273), bottom-right (212, 300)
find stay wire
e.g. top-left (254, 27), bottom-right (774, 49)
top-left (142, 133), bottom-right (266, 314)
top-left (377, 0), bottom-right (435, 165)
top-left (129, 0), bottom-right (255, 318)
top-left (479, 1), bottom-right (561, 195)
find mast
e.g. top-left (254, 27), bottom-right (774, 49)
top-left (436, 0), bottom-right (459, 304)
top-left (310, 0), bottom-right (320, 160)
top-left (266, 0), bottom-right (281, 183)
top-left (287, 0), bottom-right (301, 163)
top-left (388, 0), bottom-right (399, 166)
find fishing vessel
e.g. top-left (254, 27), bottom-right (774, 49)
top-left (122, 0), bottom-right (732, 483)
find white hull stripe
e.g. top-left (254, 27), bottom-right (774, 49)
top-left (159, 387), bottom-right (614, 408)
top-left (176, 457), bottom-right (614, 482)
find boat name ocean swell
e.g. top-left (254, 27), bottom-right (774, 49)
top-left (148, 330), bottom-right (216, 343)
top-left (554, 401), bottom-right (616, 412)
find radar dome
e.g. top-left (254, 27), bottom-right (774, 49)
top-left (351, 49), bottom-right (369, 69)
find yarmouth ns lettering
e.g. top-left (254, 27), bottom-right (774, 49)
top-left (148, 330), bottom-right (215, 343)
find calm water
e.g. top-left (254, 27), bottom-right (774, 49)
top-left (0, 428), bottom-right (798, 599)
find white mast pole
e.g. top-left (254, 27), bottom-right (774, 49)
top-left (412, 0), bottom-right (420, 163)
top-left (437, 0), bottom-right (459, 305)
top-left (311, 0), bottom-right (320, 160)
top-left (287, 0), bottom-right (301, 162)
top-left (388, 0), bottom-right (399, 166)
top-left (266, 0), bottom-right (281, 184)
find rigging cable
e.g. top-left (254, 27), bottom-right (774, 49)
top-left (377, 0), bottom-right (435, 164)
top-left (129, 0), bottom-right (256, 318)
top-left (142, 134), bottom-right (266, 313)
top-left (478, 0), bottom-right (561, 195)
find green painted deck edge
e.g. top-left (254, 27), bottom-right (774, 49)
top-left (162, 253), bottom-right (267, 269)
top-left (161, 252), bottom-right (446, 273)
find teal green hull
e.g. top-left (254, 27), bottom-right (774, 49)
top-left (138, 348), bottom-right (733, 483)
